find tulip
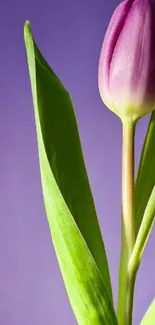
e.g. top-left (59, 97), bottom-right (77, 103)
top-left (98, 0), bottom-right (155, 121)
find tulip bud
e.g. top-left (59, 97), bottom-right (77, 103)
top-left (98, 0), bottom-right (155, 121)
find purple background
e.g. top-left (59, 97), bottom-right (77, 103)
top-left (0, 0), bottom-right (155, 324)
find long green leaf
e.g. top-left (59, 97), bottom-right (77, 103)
top-left (140, 299), bottom-right (155, 324)
top-left (129, 185), bottom-right (155, 273)
top-left (24, 21), bottom-right (117, 325)
top-left (135, 112), bottom-right (155, 236)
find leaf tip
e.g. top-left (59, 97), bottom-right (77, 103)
top-left (24, 21), bottom-right (31, 42)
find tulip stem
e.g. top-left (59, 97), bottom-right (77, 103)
top-left (117, 119), bottom-right (136, 325)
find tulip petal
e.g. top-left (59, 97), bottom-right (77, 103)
top-left (98, 0), bottom-right (133, 114)
top-left (99, 0), bottom-right (155, 120)
top-left (110, 0), bottom-right (155, 119)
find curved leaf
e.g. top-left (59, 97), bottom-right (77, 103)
top-left (24, 21), bottom-right (117, 325)
top-left (140, 299), bottom-right (155, 325)
top-left (135, 112), bottom-right (155, 236)
top-left (129, 185), bottom-right (155, 273)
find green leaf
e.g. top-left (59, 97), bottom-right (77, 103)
top-left (135, 112), bottom-right (155, 236)
top-left (24, 21), bottom-right (117, 325)
top-left (140, 299), bottom-right (155, 324)
top-left (129, 185), bottom-right (155, 273)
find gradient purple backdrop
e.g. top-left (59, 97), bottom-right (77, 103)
top-left (0, 0), bottom-right (154, 324)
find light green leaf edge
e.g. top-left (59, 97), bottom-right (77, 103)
top-left (24, 21), bottom-right (117, 325)
top-left (129, 185), bottom-right (155, 273)
top-left (135, 111), bottom-right (155, 237)
top-left (140, 299), bottom-right (155, 325)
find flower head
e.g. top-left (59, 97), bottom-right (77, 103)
top-left (98, 0), bottom-right (155, 121)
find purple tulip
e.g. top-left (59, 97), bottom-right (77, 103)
top-left (98, 0), bottom-right (155, 121)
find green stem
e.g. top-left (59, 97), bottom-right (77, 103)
top-left (117, 119), bottom-right (136, 325)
